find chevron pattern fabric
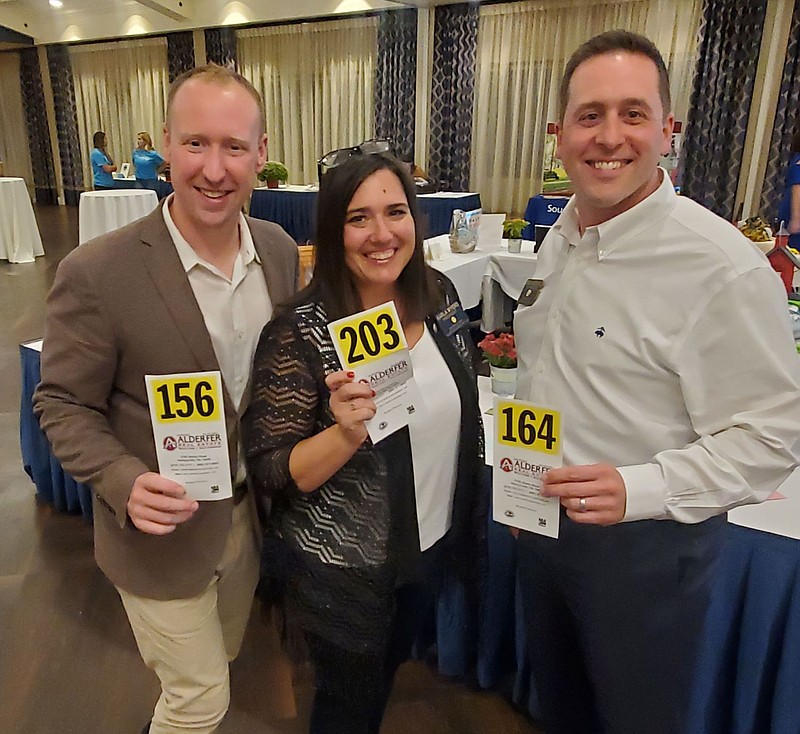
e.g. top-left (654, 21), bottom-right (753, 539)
top-left (428, 3), bottom-right (479, 192)
top-left (19, 48), bottom-right (57, 205)
top-left (247, 299), bottom-right (394, 654)
top-left (46, 44), bottom-right (84, 206)
top-left (167, 31), bottom-right (195, 83)
top-left (682, 0), bottom-right (768, 220)
top-left (205, 27), bottom-right (237, 69)
top-left (375, 8), bottom-right (418, 163)
top-left (759, 0), bottom-right (800, 225)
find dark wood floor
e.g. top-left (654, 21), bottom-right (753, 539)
top-left (0, 204), bottom-right (541, 734)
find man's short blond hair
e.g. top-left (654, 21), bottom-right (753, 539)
top-left (166, 64), bottom-right (265, 135)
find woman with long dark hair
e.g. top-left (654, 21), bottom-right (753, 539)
top-left (90, 130), bottom-right (116, 190)
top-left (245, 152), bottom-right (484, 734)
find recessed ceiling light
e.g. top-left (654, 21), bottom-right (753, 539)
top-left (49, 0), bottom-right (64, 8)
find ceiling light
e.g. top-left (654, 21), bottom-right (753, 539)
top-left (49, 0), bottom-right (64, 8)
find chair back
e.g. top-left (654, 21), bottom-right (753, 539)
top-left (298, 244), bottom-right (315, 287)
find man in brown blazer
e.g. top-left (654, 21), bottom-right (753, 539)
top-left (34, 66), bottom-right (297, 734)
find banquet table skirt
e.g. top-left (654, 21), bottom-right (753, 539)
top-left (418, 193), bottom-right (482, 239)
top-left (113, 178), bottom-right (173, 199)
top-left (687, 523), bottom-right (800, 734)
top-left (19, 342), bottom-right (93, 520)
top-left (249, 188), bottom-right (482, 243)
top-left (249, 187), bottom-right (318, 243)
top-left (0, 177), bottom-right (45, 263)
top-left (79, 189), bottom-right (159, 245)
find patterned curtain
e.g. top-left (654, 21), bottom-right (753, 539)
top-left (428, 3), bottom-right (479, 192)
top-left (167, 31), bottom-right (195, 82)
top-left (47, 44), bottom-right (84, 206)
top-left (205, 27), bottom-right (237, 68)
top-left (681, 0), bottom-right (768, 220)
top-left (19, 48), bottom-right (57, 205)
top-left (375, 8), bottom-right (417, 163)
top-left (759, 0), bottom-right (800, 225)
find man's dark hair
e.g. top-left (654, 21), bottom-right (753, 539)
top-left (92, 130), bottom-right (106, 149)
top-left (304, 152), bottom-right (439, 322)
top-left (559, 30), bottom-right (671, 121)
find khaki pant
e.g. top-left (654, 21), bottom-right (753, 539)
top-left (118, 499), bottom-right (260, 734)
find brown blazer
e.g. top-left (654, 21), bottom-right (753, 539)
top-left (33, 204), bottom-right (298, 599)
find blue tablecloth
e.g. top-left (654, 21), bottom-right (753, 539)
top-left (431, 486), bottom-right (800, 730)
top-left (521, 194), bottom-right (569, 246)
top-left (19, 342), bottom-right (93, 521)
top-left (113, 178), bottom-right (173, 199)
top-left (687, 523), bottom-right (800, 734)
top-left (249, 188), bottom-right (482, 243)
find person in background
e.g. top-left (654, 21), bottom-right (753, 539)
top-left (245, 152), bottom-right (484, 734)
top-left (34, 65), bottom-right (298, 733)
top-left (133, 131), bottom-right (166, 191)
top-left (91, 130), bottom-right (116, 190)
top-left (778, 130), bottom-right (800, 246)
top-left (513, 29), bottom-right (800, 734)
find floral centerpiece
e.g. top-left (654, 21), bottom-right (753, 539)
top-left (502, 218), bottom-right (529, 239)
top-left (478, 332), bottom-right (517, 368)
top-left (478, 332), bottom-right (517, 394)
top-left (258, 160), bottom-right (289, 188)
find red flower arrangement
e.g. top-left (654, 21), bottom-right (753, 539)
top-left (477, 331), bottom-right (517, 368)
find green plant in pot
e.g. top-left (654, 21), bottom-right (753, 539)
top-left (503, 218), bottom-right (529, 253)
top-left (258, 161), bottom-right (289, 189)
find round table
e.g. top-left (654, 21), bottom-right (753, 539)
top-left (79, 189), bottom-right (159, 245)
top-left (0, 177), bottom-right (44, 263)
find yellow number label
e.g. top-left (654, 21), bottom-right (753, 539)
top-left (333, 306), bottom-right (405, 368)
top-left (150, 376), bottom-right (221, 424)
top-left (496, 400), bottom-right (560, 455)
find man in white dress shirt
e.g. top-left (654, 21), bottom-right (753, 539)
top-left (513, 30), bottom-right (800, 734)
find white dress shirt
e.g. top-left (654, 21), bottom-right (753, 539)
top-left (514, 170), bottom-right (800, 524)
top-left (163, 197), bottom-right (272, 482)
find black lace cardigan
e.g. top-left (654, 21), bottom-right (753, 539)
top-left (244, 273), bottom-right (485, 656)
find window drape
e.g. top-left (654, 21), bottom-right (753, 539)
top-left (470, 0), bottom-right (702, 215)
top-left (70, 38), bottom-right (169, 189)
top-left (681, 0), bottom-right (768, 220)
top-left (759, 0), bottom-right (800, 225)
top-left (238, 18), bottom-right (378, 186)
top-left (0, 52), bottom-right (35, 193)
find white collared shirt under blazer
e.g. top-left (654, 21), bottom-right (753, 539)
top-left (514, 169), bottom-right (800, 524)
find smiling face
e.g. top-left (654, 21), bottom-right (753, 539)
top-left (163, 77), bottom-right (267, 245)
top-left (557, 51), bottom-right (674, 229)
top-left (343, 168), bottom-right (416, 307)
top-left (136, 134), bottom-right (147, 150)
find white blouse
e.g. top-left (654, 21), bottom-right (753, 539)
top-left (408, 327), bottom-right (461, 550)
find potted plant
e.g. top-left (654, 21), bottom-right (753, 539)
top-left (258, 161), bottom-right (289, 189)
top-left (503, 218), bottom-right (529, 253)
top-left (477, 331), bottom-right (517, 395)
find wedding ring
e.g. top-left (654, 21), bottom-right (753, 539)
top-left (578, 497), bottom-right (587, 512)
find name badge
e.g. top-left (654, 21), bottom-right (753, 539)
top-left (435, 300), bottom-right (469, 337)
top-left (518, 279), bottom-right (544, 307)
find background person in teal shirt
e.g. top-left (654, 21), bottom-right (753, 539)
top-left (132, 131), bottom-right (165, 191)
top-left (91, 130), bottom-right (116, 190)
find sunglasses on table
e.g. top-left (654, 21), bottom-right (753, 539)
top-left (317, 139), bottom-right (393, 180)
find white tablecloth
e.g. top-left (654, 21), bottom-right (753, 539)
top-left (79, 189), bottom-right (158, 245)
top-left (426, 234), bottom-right (500, 309)
top-left (0, 177), bottom-right (44, 263)
top-left (481, 241), bottom-right (538, 331)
